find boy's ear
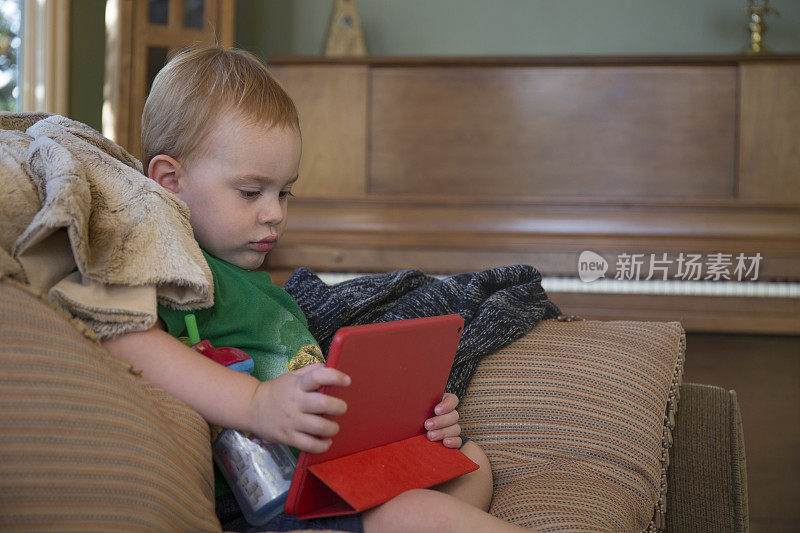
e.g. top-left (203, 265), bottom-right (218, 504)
top-left (148, 154), bottom-right (183, 194)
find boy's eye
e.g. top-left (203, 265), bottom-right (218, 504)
top-left (279, 190), bottom-right (295, 200)
top-left (239, 189), bottom-right (261, 200)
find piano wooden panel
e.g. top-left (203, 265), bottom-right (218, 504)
top-left (738, 62), bottom-right (800, 204)
top-left (370, 66), bottom-right (737, 199)
top-left (269, 65), bottom-right (369, 198)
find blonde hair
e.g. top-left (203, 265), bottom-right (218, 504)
top-left (141, 45), bottom-right (299, 170)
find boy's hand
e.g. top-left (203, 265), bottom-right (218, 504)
top-left (250, 363), bottom-right (350, 454)
top-left (424, 392), bottom-right (462, 449)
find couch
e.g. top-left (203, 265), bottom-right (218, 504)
top-left (0, 278), bottom-right (748, 532)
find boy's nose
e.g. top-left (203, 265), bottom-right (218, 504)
top-left (258, 196), bottom-right (283, 226)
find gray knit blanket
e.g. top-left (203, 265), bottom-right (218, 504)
top-left (284, 266), bottom-right (561, 399)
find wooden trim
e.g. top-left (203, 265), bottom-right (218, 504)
top-left (127, 25), bottom-right (210, 46)
top-left (102, 0), bottom-right (134, 148)
top-left (50, 0), bottom-right (70, 115)
top-left (270, 55), bottom-right (800, 67)
top-left (547, 292), bottom-right (800, 335)
top-left (289, 193), bottom-right (800, 210)
top-left (281, 199), bottom-right (800, 242)
top-left (217, 0), bottom-right (236, 47)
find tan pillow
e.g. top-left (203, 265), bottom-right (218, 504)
top-left (0, 280), bottom-right (221, 532)
top-left (460, 319), bottom-right (684, 532)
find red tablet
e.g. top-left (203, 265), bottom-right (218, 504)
top-left (284, 314), bottom-right (478, 519)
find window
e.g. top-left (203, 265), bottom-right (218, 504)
top-left (0, 0), bottom-right (21, 111)
top-left (0, 0), bottom-right (69, 115)
top-left (19, 0), bottom-right (70, 114)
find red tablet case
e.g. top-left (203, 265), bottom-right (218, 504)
top-left (284, 314), bottom-right (479, 519)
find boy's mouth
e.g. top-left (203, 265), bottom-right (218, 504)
top-left (249, 236), bottom-right (278, 253)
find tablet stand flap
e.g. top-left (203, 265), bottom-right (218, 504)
top-left (305, 433), bottom-right (479, 515)
top-left (290, 467), bottom-right (357, 519)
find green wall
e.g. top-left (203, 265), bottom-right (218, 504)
top-left (69, 0), bottom-right (106, 131)
top-left (238, 0), bottom-right (800, 58)
top-left (70, 0), bottom-right (800, 131)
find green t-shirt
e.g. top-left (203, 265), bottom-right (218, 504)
top-left (158, 251), bottom-right (320, 496)
top-left (158, 250), bottom-right (320, 383)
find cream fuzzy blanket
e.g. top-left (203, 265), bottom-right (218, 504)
top-left (0, 112), bottom-right (212, 338)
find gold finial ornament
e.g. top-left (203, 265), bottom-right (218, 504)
top-left (744, 0), bottom-right (781, 55)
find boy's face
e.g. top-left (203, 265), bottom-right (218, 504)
top-left (161, 115), bottom-right (301, 270)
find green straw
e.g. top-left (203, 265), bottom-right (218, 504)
top-left (184, 314), bottom-right (201, 345)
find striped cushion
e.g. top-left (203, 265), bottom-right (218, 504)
top-left (0, 280), bottom-right (221, 532)
top-left (460, 319), bottom-right (684, 532)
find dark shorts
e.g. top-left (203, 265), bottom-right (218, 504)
top-left (216, 492), bottom-right (364, 532)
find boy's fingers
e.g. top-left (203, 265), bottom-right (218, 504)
top-left (442, 392), bottom-right (459, 405)
top-left (442, 437), bottom-right (463, 449)
top-left (290, 363), bottom-right (324, 376)
top-left (296, 413), bottom-right (340, 438)
top-left (425, 409), bottom-right (459, 430)
top-left (292, 432), bottom-right (333, 454)
top-left (298, 367), bottom-right (351, 391)
top-left (427, 423), bottom-right (461, 442)
top-left (304, 391), bottom-right (347, 416)
top-left (435, 393), bottom-right (459, 415)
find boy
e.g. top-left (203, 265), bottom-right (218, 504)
top-left (103, 46), bottom-right (528, 532)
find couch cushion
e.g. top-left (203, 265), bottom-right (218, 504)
top-left (0, 279), bottom-right (221, 531)
top-left (459, 319), bottom-right (684, 532)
